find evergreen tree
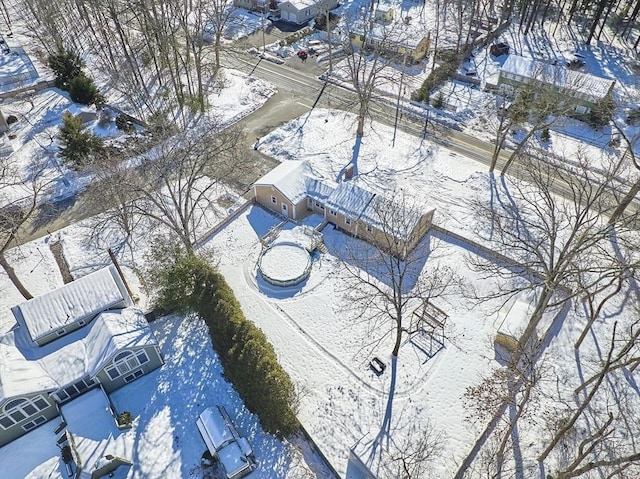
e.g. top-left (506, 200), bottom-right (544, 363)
top-left (69, 74), bottom-right (104, 106)
top-left (58, 112), bottom-right (103, 169)
top-left (48, 49), bottom-right (84, 90)
top-left (589, 95), bottom-right (616, 128)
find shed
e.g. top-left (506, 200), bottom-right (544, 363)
top-left (495, 292), bottom-right (537, 355)
top-left (65, 104), bottom-right (97, 123)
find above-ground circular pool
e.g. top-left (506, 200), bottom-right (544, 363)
top-left (258, 241), bottom-right (312, 287)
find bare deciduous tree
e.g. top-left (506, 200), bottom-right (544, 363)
top-left (456, 151), bottom-right (640, 476)
top-left (336, 190), bottom-right (459, 358)
top-left (340, 8), bottom-right (408, 138)
top-left (0, 157), bottom-right (52, 299)
top-left (114, 120), bottom-right (244, 252)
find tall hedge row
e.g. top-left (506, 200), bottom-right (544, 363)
top-left (155, 252), bottom-right (299, 437)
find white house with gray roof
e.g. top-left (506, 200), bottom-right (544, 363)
top-left (0, 266), bottom-right (163, 447)
top-left (498, 54), bottom-right (615, 114)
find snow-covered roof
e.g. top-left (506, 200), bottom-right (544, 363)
top-left (12, 265), bottom-right (130, 343)
top-left (351, 21), bottom-right (427, 49)
top-left (500, 55), bottom-right (615, 101)
top-left (325, 181), bottom-right (376, 219)
top-left (254, 161), bottom-right (312, 204)
top-left (196, 407), bottom-right (234, 452)
top-left (497, 291), bottom-right (537, 339)
top-left (60, 388), bottom-right (133, 479)
top-left (280, 0), bottom-right (317, 10)
top-left (0, 308), bottom-right (156, 402)
top-left (361, 194), bottom-right (434, 241)
top-left (305, 176), bottom-right (336, 203)
top-left (65, 103), bottom-right (96, 116)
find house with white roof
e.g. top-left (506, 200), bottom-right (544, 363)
top-left (253, 161), bottom-right (435, 257)
top-left (277, 0), bottom-right (337, 24)
top-left (0, 265), bottom-right (163, 447)
top-left (348, 9), bottom-right (431, 63)
top-left (497, 54), bottom-right (615, 114)
top-left (232, 0), bottom-right (337, 24)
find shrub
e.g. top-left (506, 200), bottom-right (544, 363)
top-left (152, 249), bottom-right (300, 437)
top-left (117, 411), bottom-right (132, 426)
top-left (6, 114), bottom-right (17, 125)
top-left (58, 112), bottom-right (104, 169)
top-left (115, 113), bottom-right (135, 133)
top-left (541, 127), bottom-right (551, 142)
top-left (432, 92), bottom-right (444, 109)
top-left (48, 49), bottom-right (84, 90)
top-left (314, 12), bottom-right (338, 31)
top-left (69, 74), bottom-right (105, 107)
top-left (589, 95), bottom-right (616, 128)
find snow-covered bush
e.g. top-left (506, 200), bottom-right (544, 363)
top-left (150, 249), bottom-right (300, 437)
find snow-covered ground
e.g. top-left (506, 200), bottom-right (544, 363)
top-left (2, 108), bottom-right (635, 478)
top-left (0, 69), bottom-right (275, 204)
top-left (1, 0), bottom-right (640, 476)
top-left (0, 307), bottom-right (330, 478)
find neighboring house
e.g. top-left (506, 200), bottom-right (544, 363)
top-left (232, 0), bottom-right (337, 22)
top-left (277, 0), bottom-right (338, 25)
top-left (253, 161), bottom-right (435, 257)
top-left (349, 23), bottom-right (430, 63)
top-left (0, 265), bottom-right (163, 447)
top-left (497, 54), bottom-right (615, 115)
top-left (374, 6), bottom-right (394, 23)
top-left (233, 0), bottom-right (273, 13)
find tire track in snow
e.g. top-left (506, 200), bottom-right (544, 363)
top-left (240, 256), bottom-right (444, 398)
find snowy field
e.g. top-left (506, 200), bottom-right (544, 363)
top-left (1, 0), bottom-right (640, 475)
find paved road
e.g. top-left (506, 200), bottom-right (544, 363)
top-left (16, 35), bottom-right (635, 244)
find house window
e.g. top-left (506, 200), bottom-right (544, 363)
top-left (0, 395), bottom-right (50, 429)
top-left (54, 377), bottom-right (96, 404)
top-left (271, 196), bottom-right (277, 204)
top-left (330, 209), bottom-right (337, 216)
top-left (0, 416), bottom-right (13, 429)
top-left (106, 350), bottom-right (149, 381)
top-left (22, 416), bottom-right (46, 431)
top-left (345, 217), bottom-right (351, 225)
top-left (137, 351), bottom-right (149, 364)
top-left (366, 224), bottom-right (372, 232)
top-left (124, 370), bottom-right (144, 383)
top-left (56, 329), bottom-right (66, 336)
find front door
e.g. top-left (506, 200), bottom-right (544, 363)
top-left (281, 203), bottom-right (288, 217)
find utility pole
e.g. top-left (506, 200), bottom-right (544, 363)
top-left (261, 1), bottom-right (266, 52)
top-left (325, 0), bottom-right (333, 76)
top-left (392, 50), bottom-right (407, 147)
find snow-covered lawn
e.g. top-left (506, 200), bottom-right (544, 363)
top-left (0, 68), bottom-right (275, 205)
top-left (203, 203), bottom-right (509, 476)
